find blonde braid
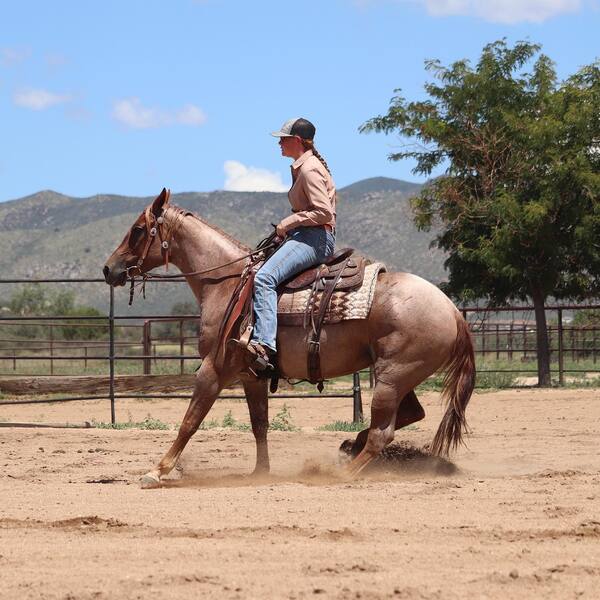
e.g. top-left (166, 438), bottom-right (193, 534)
top-left (301, 139), bottom-right (332, 176)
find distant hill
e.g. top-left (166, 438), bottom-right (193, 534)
top-left (0, 178), bottom-right (446, 314)
top-left (340, 177), bottom-right (422, 195)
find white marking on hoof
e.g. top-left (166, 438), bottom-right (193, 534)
top-left (140, 472), bottom-right (161, 489)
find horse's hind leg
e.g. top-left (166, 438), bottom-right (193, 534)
top-left (346, 390), bottom-right (425, 458)
top-left (396, 390), bottom-right (425, 428)
top-left (345, 373), bottom-right (409, 477)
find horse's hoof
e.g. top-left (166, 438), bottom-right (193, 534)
top-left (250, 467), bottom-right (270, 478)
top-left (140, 473), bottom-right (161, 489)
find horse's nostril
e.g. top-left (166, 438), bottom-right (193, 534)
top-left (103, 265), bottom-right (110, 281)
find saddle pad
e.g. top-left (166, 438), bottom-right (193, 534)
top-left (277, 262), bottom-right (386, 326)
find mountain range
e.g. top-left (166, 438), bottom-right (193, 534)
top-left (0, 177), bottom-right (446, 315)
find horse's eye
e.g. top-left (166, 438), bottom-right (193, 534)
top-left (129, 225), bottom-right (145, 249)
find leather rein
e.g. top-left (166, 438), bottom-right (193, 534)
top-left (126, 193), bottom-right (276, 305)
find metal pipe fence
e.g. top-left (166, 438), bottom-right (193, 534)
top-left (0, 278), bottom-right (364, 424)
top-left (2, 278), bottom-right (600, 424)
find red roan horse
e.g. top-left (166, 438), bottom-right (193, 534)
top-left (103, 189), bottom-right (476, 488)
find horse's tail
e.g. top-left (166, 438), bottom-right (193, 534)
top-left (430, 311), bottom-right (476, 457)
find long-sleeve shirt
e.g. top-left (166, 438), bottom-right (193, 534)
top-left (278, 150), bottom-right (336, 234)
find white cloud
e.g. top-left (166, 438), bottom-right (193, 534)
top-left (353, 0), bottom-right (583, 22)
top-left (13, 88), bottom-right (72, 110)
top-left (176, 104), bottom-right (207, 126)
top-left (112, 97), bottom-right (207, 129)
top-left (1, 47), bottom-right (30, 67)
top-left (421, 0), bottom-right (581, 23)
top-left (223, 160), bottom-right (288, 192)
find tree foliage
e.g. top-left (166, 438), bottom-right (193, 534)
top-left (362, 40), bottom-right (600, 384)
top-left (6, 284), bottom-right (106, 340)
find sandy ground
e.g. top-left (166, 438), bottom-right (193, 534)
top-left (1, 387), bottom-right (599, 599)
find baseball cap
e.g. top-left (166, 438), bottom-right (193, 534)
top-left (271, 117), bottom-right (316, 140)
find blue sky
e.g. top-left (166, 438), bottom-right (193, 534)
top-left (1, 0), bottom-right (598, 201)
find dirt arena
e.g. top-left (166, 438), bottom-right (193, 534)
top-left (1, 387), bottom-right (599, 599)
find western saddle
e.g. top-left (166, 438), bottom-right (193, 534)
top-left (220, 246), bottom-right (367, 391)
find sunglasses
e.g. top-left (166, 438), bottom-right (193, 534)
top-left (278, 136), bottom-right (300, 144)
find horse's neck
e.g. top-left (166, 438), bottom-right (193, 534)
top-left (170, 215), bottom-right (247, 304)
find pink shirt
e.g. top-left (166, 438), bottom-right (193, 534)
top-left (278, 150), bottom-right (336, 234)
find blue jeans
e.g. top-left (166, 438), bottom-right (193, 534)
top-left (252, 226), bottom-right (335, 352)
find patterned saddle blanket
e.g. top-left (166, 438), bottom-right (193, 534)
top-left (277, 262), bottom-right (386, 327)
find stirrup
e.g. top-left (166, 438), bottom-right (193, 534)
top-left (231, 339), bottom-right (276, 372)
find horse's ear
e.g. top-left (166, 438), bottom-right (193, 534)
top-left (151, 187), bottom-right (170, 216)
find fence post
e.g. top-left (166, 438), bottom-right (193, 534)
top-left (49, 324), bottom-right (54, 375)
top-left (143, 320), bottom-right (151, 375)
top-left (179, 319), bottom-right (184, 375)
top-left (109, 286), bottom-right (116, 424)
top-left (558, 308), bottom-right (564, 386)
top-left (84, 345), bottom-right (88, 370)
top-left (352, 372), bottom-right (363, 423)
top-left (508, 323), bottom-right (513, 361)
top-left (481, 324), bottom-right (486, 359)
top-left (496, 324), bottom-right (500, 360)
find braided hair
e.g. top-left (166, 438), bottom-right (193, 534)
top-left (300, 138), bottom-right (332, 176)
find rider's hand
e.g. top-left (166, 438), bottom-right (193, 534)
top-left (275, 223), bottom-right (286, 238)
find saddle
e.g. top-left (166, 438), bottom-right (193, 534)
top-left (220, 246), bottom-right (367, 391)
top-left (281, 248), bottom-right (366, 293)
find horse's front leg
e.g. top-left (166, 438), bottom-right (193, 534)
top-left (241, 376), bottom-right (270, 475)
top-left (140, 359), bottom-right (228, 489)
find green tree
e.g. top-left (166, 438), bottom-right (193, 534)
top-left (52, 289), bottom-right (76, 315)
top-left (6, 284), bottom-right (106, 340)
top-left (361, 40), bottom-right (600, 386)
top-left (8, 284), bottom-right (50, 338)
top-left (572, 309), bottom-right (600, 327)
top-left (60, 306), bottom-right (107, 340)
top-left (9, 284), bottom-right (49, 316)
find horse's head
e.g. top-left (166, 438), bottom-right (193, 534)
top-left (103, 187), bottom-right (172, 286)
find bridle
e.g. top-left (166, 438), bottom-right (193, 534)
top-left (125, 189), bottom-right (188, 278)
top-left (124, 191), bottom-right (279, 305)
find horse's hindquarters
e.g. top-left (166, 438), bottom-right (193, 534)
top-left (367, 272), bottom-right (459, 373)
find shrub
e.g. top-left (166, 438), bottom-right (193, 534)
top-left (317, 420), bottom-right (368, 432)
top-left (270, 404), bottom-right (298, 431)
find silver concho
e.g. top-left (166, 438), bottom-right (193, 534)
top-left (149, 227), bottom-right (157, 236)
top-left (157, 216), bottom-right (164, 224)
top-left (161, 241), bottom-right (169, 249)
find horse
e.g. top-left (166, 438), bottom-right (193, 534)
top-left (103, 188), bottom-right (476, 488)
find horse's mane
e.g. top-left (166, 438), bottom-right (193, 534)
top-left (170, 203), bottom-right (251, 253)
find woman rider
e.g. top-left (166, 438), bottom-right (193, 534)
top-left (237, 117), bottom-right (336, 370)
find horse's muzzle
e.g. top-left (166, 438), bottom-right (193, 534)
top-left (103, 264), bottom-right (127, 287)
